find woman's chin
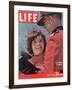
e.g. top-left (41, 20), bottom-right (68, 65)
top-left (34, 52), bottom-right (42, 56)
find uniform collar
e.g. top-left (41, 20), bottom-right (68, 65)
top-left (52, 26), bottom-right (63, 34)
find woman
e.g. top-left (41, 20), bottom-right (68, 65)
top-left (27, 30), bottom-right (46, 73)
top-left (19, 30), bottom-right (46, 79)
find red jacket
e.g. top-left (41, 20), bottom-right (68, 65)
top-left (42, 28), bottom-right (63, 74)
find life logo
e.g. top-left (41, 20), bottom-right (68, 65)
top-left (18, 11), bottom-right (38, 23)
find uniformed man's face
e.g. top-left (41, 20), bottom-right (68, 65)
top-left (44, 15), bottom-right (60, 33)
top-left (32, 35), bottom-right (44, 56)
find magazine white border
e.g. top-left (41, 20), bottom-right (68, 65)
top-left (14, 5), bottom-right (68, 85)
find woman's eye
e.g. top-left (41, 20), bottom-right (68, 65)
top-left (33, 40), bottom-right (37, 44)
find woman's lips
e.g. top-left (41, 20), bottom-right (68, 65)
top-left (35, 47), bottom-right (41, 50)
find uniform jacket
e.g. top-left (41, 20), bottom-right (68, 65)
top-left (42, 26), bottom-right (63, 74)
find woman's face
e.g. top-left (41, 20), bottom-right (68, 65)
top-left (32, 35), bottom-right (44, 56)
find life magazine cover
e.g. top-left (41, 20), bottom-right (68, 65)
top-left (18, 11), bottom-right (63, 79)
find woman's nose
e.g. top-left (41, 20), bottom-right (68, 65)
top-left (36, 42), bottom-right (40, 46)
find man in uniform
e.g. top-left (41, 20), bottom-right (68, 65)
top-left (37, 12), bottom-right (63, 75)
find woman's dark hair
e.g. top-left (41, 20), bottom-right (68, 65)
top-left (27, 30), bottom-right (46, 55)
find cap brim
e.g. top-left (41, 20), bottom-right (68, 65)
top-left (37, 18), bottom-right (44, 26)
